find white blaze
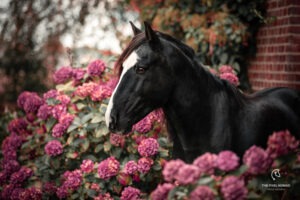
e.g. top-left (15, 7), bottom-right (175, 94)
top-left (105, 51), bottom-right (139, 127)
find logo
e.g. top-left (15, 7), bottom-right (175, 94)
top-left (271, 169), bottom-right (281, 181)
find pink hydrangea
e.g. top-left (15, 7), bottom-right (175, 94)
top-left (138, 157), bottom-right (154, 173)
top-left (43, 89), bottom-right (58, 100)
top-left (220, 72), bottom-right (239, 86)
top-left (58, 113), bottom-right (74, 127)
top-left (243, 145), bottom-right (272, 175)
top-left (123, 160), bottom-right (138, 175)
top-left (17, 91), bottom-right (31, 109)
top-left (8, 118), bottom-right (28, 135)
top-left (11, 187), bottom-right (42, 200)
top-left (221, 176), bottom-right (247, 200)
top-left (267, 130), bottom-right (299, 159)
top-left (217, 150), bottom-right (239, 172)
top-left (110, 133), bottom-right (125, 147)
top-left (62, 170), bottom-right (83, 190)
top-left (72, 68), bottom-right (86, 81)
top-left (150, 183), bottom-right (174, 200)
top-left (21, 92), bottom-right (43, 114)
top-left (51, 104), bottom-right (67, 119)
top-left (37, 104), bottom-right (52, 120)
top-left (1, 184), bottom-right (16, 199)
top-left (45, 140), bottom-right (63, 156)
top-left (193, 152), bottom-right (218, 175)
top-left (98, 157), bottom-right (120, 180)
top-left (80, 159), bottom-right (94, 173)
top-left (56, 94), bottom-right (71, 105)
top-left (132, 115), bottom-right (153, 133)
top-left (52, 123), bottom-right (68, 138)
top-left (10, 167), bottom-right (33, 184)
top-left (94, 193), bottom-right (114, 200)
top-left (175, 164), bottom-right (200, 185)
top-left (74, 82), bottom-right (97, 98)
top-left (189, 185), bottom-right (215, 200)
top-left (56, 185), bottom-right (68, 199)
top-left (148, 109), bottom-right (165, 123)
top-left (162, 159), bottom-right (185, 182)
top-left (53, 66), bottom-right (74, 84)
top-left (138, 138), bottom-right (159, 157)
top-left (2, 160), bottom-right (20, 176)
top-left (43, 182), bottom-right (57, 194)
top-left (105, 78), bottom-right (118, 90)
top-left (87, 59), bottom-right (106, 76)
top-left (120, 186), bottom-right (141, 200)
top-left (219, 65), bottom-right (234, 74)
top-left (90, 84), bottom-right (113, 101)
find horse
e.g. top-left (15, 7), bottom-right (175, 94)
top-left (105, 22), bottom-right (300, 163)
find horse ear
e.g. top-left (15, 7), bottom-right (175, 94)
top-left (144, 21), bottom-right (161, 49)
top-left (129, 21), bottom-right (142, 36)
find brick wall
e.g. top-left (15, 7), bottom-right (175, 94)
top-left (248, 0), bottom-right (300, 91)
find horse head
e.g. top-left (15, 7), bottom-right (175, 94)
top-left (105, 22), bottom-right (174, 133)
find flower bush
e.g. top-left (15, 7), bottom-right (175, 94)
top-left (0, 58), bottom-right (171, 199)
top-left (0, 57), bottom-right (299, 199)
top-left (151, 130), bottom-right (300, 200)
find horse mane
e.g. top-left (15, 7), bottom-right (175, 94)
top-left (115, 30), bottom-right (246, 106)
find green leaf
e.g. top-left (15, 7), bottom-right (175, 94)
top-left (197, 176), bottom-right (214, 185)
top-left (76, 102), bottom-right (86, 110)
top-left (81, 139), bottom-right (90, 152)
top-left (56, 81), bottom-right (75, 92)
top-left (67, 124), bottom-right (79, 133)
top-left (91, 114), bottom-right (105, 123)
top-left (81, 113), bottom-right (93, 124)
top-left (95, 144), bottom-right (104, 153)
top-left (87, 189), bottom-right (97, 198)
top-left (104, 141), bottom-right (111, 152)
top-left (46, 118), bottom-right (57, 132)
top-left (95, 126), bottom-right (109, 138)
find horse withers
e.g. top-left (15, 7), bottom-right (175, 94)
top-left (105, 22), bottom-right (300, 163)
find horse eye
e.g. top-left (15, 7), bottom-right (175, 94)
top-left (135, 67), bottom-right (146, 74)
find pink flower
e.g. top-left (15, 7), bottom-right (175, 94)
top-left (10, 167), bottom-right (33, 184)
top-left (193, 153), bottom-right (218, 175)
top-left (220, 72), bottom-right (239, 86)
top-left (90, 84), bottom-right (113, 101)
top-left (1, 184), bottom-right (16, 199)
top-left (217, 151), bottom-right (239, 172)
top-left (22, 92), bottom-right (43, 114)
top-left (148, 109), bottom-right (164, 123)
top-left (124, 161), bottom-right (138, 175)
top-left (120, 186), bottom-right (141, 200)
top-left (150, 183), bottom-right (174, 200)
top-left (56, 94), bottom-right (71, 105)
top-left (219, 65), bottom-right (234, 74)
top-left (43, 89), bottom-right (58, 100)
top-left (17, 91), bottom-right (31, 109)
top-left (189, 185), bottom-right (215, 200)
top-left (62, 170), bottom-right (83, 190)
top-left (94, 193), bottom-right (114, 200)
top-left (221, 176), bottom-right (247, 200)
top-left (110, 133), bottom-right (125, 147)
top-left (162, 159), bottom-right (185, 182)
top-left (138, 157), bottom-right (153, 173)
top-left (52, 123), bottom-right (67, 138)
top-left (132, 115), bottom-right (152, 133)
top-left (243, 145), bottom-right (272, 175)
top-left (45, 140), bottom-right (63, 156)
top-left (59, 113), bottom-right (74, 127)
top-left (37, 104), bottom-right (52, 120)
top-left (138, 138), bottom-right (159, 157)
top-left (80, 159), bottom-right (94, 173)
top-left (73, 68), bottom-right (86, 81)
top-left (87, 59), bottom-right (106, 76)
top-left (267, 130), bottom-right (299, 159)
top-left (74, 82), bottom-right (97, 98)
top-left (8, 118), bottom-right (28, 135)
top-left (56, 185), bottom-right (68, 199)
top-left (43, 182), bottom-right (57, 194)
top-left (98, 157), bottom-right (120, 180)
top-left (51, 104), bottom-right (67, 119)
top-left (175, 164), bottom-right (200, 185)
top-left (53, 66), bottom-right (73, 84)
top-left (2, 160), bottom-right (20, 176)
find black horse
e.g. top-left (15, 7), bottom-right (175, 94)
top-left (105, 22), bottom-right (300, 163)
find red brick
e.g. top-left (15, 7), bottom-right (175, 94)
top-left (288, 6), bottom-right (300, 15)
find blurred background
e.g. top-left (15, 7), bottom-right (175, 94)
top-left (0, 0), bottom-right (299, 114)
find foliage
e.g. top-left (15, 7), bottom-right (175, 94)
top-left (151, 130), bottom-right (300, 200)
top-left (129, 0), bottom-right (266, 90)
top-left (0, 58), bottom-right (171, 199)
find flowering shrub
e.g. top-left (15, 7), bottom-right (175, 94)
top-left (151, 130), bottom-right (300, 200)
top-left (0, 58), bottom-right (171, 199)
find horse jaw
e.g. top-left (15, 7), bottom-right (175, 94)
top-left (105, 51), bottom-right (139, 129)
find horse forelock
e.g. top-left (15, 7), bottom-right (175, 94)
top-left (114, 32), bottom-right (147, 77)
